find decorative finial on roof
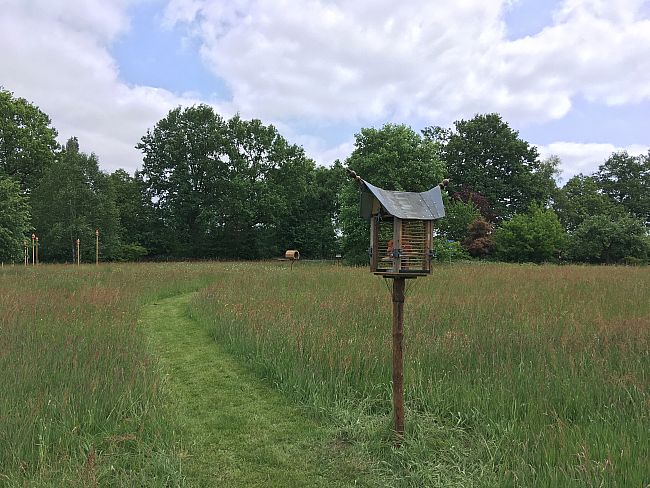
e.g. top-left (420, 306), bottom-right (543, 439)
top-left (346, 168), bottom-right (363, 184)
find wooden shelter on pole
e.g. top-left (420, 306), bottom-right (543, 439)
top-left (347, 169), bottom-right (448, 443)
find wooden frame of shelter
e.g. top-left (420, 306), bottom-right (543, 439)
top-left (348, 169), bottom-right (447, 443)
top-left (360, 180), bottom-right (446, 277)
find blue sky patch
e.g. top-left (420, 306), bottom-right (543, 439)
top-left (111, 1), bottom-right (230, 100)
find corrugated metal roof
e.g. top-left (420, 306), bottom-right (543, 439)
top-left (361, 181), bottom-right (446, 220)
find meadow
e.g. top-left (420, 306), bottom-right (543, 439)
top-left (1, 261), bottom-right (648, 487)
top-left (190, 262), bottom-right (649, 487)
top-left (0, 263), bottom-right (218, 486)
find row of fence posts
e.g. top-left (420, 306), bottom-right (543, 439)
top-left (22, 229), bottom-right (100, 266)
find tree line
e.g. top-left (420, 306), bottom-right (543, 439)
top-left (1, 87), bottom-right (649, 265)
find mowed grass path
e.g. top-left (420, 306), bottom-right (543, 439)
top-left (142, 293), bottom-right (375, 487)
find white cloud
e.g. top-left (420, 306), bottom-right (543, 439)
top-left (164, 0), bottom-right (650, 128)
top-left (0, 0), bottom-right (214, 174)
top-left (536, 141), bottom-right (648, 181)
top-left (2, 0), bottom-right (649, 179)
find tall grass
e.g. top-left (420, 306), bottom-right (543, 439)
top-left (0, 263), bottom-right (217, 486)
top-left (191, 262), bottom-right (649, 487)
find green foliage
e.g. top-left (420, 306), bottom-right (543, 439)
top-left (437, 198), bottom-right (481, 242)
top-left (118, 243), bottom-right (148, 261)
top-left (494, 204), bottom-right (567, 263)
top-left (0, 175), bottom-right (30, 262)
top-left (568, 214), bottom-right (649, 264)
top-left (596, 151), bottom-right (650, 226)
top-left (340, 124), bottom-right (445, 264)
top-left (554, 174), bottom-right (625, 231)
top-left (109, 169), bottom-right (157, 256)
top-left (432, 114), bottom-right (557, 219)
top-left (0, 88), bottom-right (58, 193)
top-left (31, 138), bottom-right (121, 262)
top-left (138, 107), bottom-right (339, 259)
top-left (432, 238), bottom-right (470, 262)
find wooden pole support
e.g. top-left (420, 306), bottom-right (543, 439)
top-left (95, 229), bottom-right (99, 265)
top-left (392, 277), bottom-right (406, 443)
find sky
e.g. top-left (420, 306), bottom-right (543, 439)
top-left (1, 0), bottom-right (649, 183)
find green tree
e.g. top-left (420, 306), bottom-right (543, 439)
top-left (568, 214), bottom-right (649, 264)
top-left (438, 199), bottom-right (481, 242)
top-left (0, 175), bottom-right (30, 262)
top-left (138, 107), bottom-right (328, 259)
top-left (494, 205), bottom-right (567, 263)
top-left (0, 88), bottom-right (58, 193)
top-left (32, 138), bottom-right (121, 262)
top-left (109, 169), bottom-right (158, 259)
top-left (596, 151), bottom-right (650, 226)
top-left (554, 174), bottom-right (624, 231)
top-left (138, 105), bottom-right (230, 258)
top-left (431, 114), bottom-right (557, 219)
top-left (219, 115), bottom-right (319, 259)
top-left (269, 162), bottom-right (344, 259)
top-left (340, 124), bottom-right (445, 264)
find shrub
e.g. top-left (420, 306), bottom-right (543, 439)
top-left (493, 204), bottom-right (567, 263)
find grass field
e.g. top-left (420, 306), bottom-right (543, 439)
top-left (190, 262), bottom-right (649, 487)
top-left (0, 263), bottom-right (217, 486)
top-left (1, 261), bottom-right (648, 486)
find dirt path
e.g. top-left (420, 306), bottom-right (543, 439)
top-left (141, 293), bottom-right (373, 487)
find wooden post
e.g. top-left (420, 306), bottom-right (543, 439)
top-left (392, 277), bottom-right (406, 442)
top-left (76, 239), bottom-right (80, 266)
top-left (31, 234), bottom-right (35, 266)
top-left (95, 229), bottom-right (99, 265)
top-left (35, 237), bottom-right (39, 265)
top-left (392, 218), bottom-right (402, 273)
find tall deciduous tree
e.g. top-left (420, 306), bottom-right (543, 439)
top-left (138, 107), bottom-right (336, 259)
top-left (596, 151), bottom-right (650, 226)
top-left (340, 124), bottom-right (445, 264)
top-left (138, 105), bottom-right (230, 257)
top-left (0, 175), bottom-right (30, 262)
top-left (0, 88), bottom-right (58, 193)
top-left (554, 174), bottom-right (624, 231)
top-left (430, 114), bottom-right (557, 219)
top-left (32, 138), bottom-right (121, 262)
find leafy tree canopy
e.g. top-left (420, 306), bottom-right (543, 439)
top-left (451, 186), bottom-right (496, 222)
top-left (438, 198), bottom-right (481, 243)
top-left (32, 138), bottom-right (121, 262)
top-left (138, 106), bottom-right (337, 259)
top-left (463, 218), bottom-right (494, 259)
top-left (568, 214), bottom-right (649, 264)
top-left (596, 151), bottom-right (650, 226)
top-left (428, 114), bottom-right (557, 219)
top-left (554, 174), bottom-right (625, 231)
top-left (0, 88), bottom-right (58, 193)
top-left (0, 174), bottom-right (31, 262)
